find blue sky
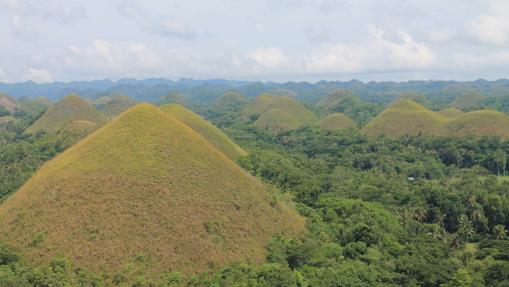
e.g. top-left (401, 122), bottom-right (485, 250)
top-left (0, 0), bottom-right (508, 83)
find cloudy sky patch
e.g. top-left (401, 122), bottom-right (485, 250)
top-left (0, 0), bottom-right (507, 82)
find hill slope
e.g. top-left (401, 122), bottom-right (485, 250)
top-left (438, 108), bottom-right (464, 118)
top-left (212, 91), bottom-right (247, 112)
top-left (254, 109), bottom-right (301, 134)
top-left (0, 104), bottom-right (304, 277)
top-left (244, 94), bottom-right (318, 134)
top-left (94, 95), bottom-right (137, 118)
top-left (361, 99), bottom-right (448, 138)
top-left (160, 104), bottom-right (246, 159)
top-left (318, 113), bottom-right (356, 130)
top-left (242, 93), bottom-right (275, 118)
top-left (444, 110), bottom-right (509, 139)
top-left (25, 94), bottom-right (106, 134)
top-left (0, 93), bottom-right (21, 114)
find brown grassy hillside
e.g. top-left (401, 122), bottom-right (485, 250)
top-left (0, 93), bottom-right (21, 114)
top-left (94, 95), bottom-right (137, 118)
top-left (160, 104), bottom-right (246, 159)
top-left (25, 94), bottom-right (106, 134)
top-left (254, 109), bottom-right (301, 134)
top-left (361, 99), bottom-right (448, 138)
top-left (0, 104), bottom-right (305, 278)
top-left (444, 110), bottom-right (509, 139)
top-left (438, 108), bottom-right (464, 118)
top-left (318, 113), bottom-right (356, 130)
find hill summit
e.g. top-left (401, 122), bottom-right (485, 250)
top-left (361, 99), bottom-right (448, 138)
top-left (160, 104), bottom-right (246, 159)
top-left (0, 104), bottom-right (304, 277)
top-left (318, 113), bottom-right (356, 130)
top-left (25, 94), bottom-right (106, 134)
top-left (244, 94), bottom-right (318, 134)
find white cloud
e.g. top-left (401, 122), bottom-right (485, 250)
top-left (27, 67), bottom-right (53, 83)
top-left (453, 51), bottom-right (509, 68)
top-left (117, 1), bottom-right (195, 39)
top-left (248, 48), bottom-right (289, 68)
top-left (65, 40), bottom-right (162, 77)
top-left (305, 27), bottom-right (436, 74)
top-left (0, 0), bottom-right (86, 38)
top-left (428, 30), bottom-right (450, 43)
top-left (467, 0), bottom-right (509, 46)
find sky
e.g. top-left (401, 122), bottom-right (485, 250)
top-left (0, 0), bottom-right (509, 83)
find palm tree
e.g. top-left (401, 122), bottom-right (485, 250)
top-left (458, 216), bottom-right (475, 243)
top-left (493, 224), bottom-right (507, 240)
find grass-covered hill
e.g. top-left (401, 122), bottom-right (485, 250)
top-left (362, 99), bottom-right (509, 139)
top-left (212, 91), bottom-right (247, 112)
top-left (0, 93), bottom-right (21, 115)
top-left (361, 99), bottom-right (448, 138)
top-left (241, 93), bottom-right (275, 118)
top-left (244, 94), bottom-right (318, 134)
top-left (452, 91), bottom-right (485, 110)
top-left (318, 113), bottom-right (356, 130)
top-left (315, 89), bottom-right (355, 110)
top-left (160, 104), bottom-right (247, 159)
top-left (93, 94), bottom-right (137, 118)
top-left (438, 107), bottom-right (464, 118)
top-left (444, 110), bottom-right (509, 139)
top-left (254, 109), bottom-right (301, 134)
top-left (0, 116), bottom-right (16, 130)
top-left (24, 94), bottom-right (107, 134)
top-left (158, 91), bottom-right (188, 106)
top-left (0, 104), bottom-right (304, 278)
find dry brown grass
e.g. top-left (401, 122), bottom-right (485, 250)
top-left (159, 104), bottom-right (246, 159)
top-left (25, 94), bottom-right (107, 134)
top-left (361, 99), bottom-right (448, 138)
top-left (362, 99), bottom-right (509, 139)
top-left (318, 113), bottom-right (356, 130)
top-left (0, 103), bottom-right (304, 278)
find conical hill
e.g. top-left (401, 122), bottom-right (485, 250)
top-left (0, 104), bottom-right (304, 277)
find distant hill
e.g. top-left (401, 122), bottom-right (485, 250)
top-left (0, 104), bottom-right (304, 278)
top-left (318, 113), bottom-right (356, 130)
top-left (0, 93), bottom-right (21, 115)
top-left (254, 109), bottom-right (301, 134)
top-left (158, 91), bottom-right (188, 106)
top-left (362, 99), bottom-right (509, 139)
top-left (0, 116), bottom-right (16, 130)
top-left (361, 99), bottom-right (448, 138)
top-left (93, 95), bottom-right (137, 118)
top-left (25, 94), bottom-right (107, 134)
top-left (160, 104), bottom-right (247, 159)
top-left (244, 94), bottom-right (318, 134)
top-left (452, 91), bottom-right (485, 110)
top-left (242, 93), bottom-right (276, 118)
top-left (437, 108), bottom-right (464, 118)
top-left (315, 89), bottom-right (355, 110)
top-left (444, 110), bottom-right (509, 139)
top-left (211, 91), bottom-right (247, 112)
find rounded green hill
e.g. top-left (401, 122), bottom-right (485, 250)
top-left (160, 104), bottom-right (247, 159)
top-left (25, 94), bottom-right (107, 134)
top-left (243, 94), bottom-right (318, 134)
top-left (0, 104), bottom-right (304, 277)
top-left (242, 93), bottom-right (276, 118)
top-left (0, 93), bottom-right (21, 114)
top-left (254, 109), bottom-right (301, 134)
top-left (438, 107), bottom-right (464, 118)
top-left (94, 95), bottom-right (137, 118)
top-left (444, 110), bottom-right (509, 139)
top-left (318, 113), bottom-right (356, 130)
top-left (212, 91), bottom-right (247, 111)
top-left (361, 99), bottom-right (448, 138)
